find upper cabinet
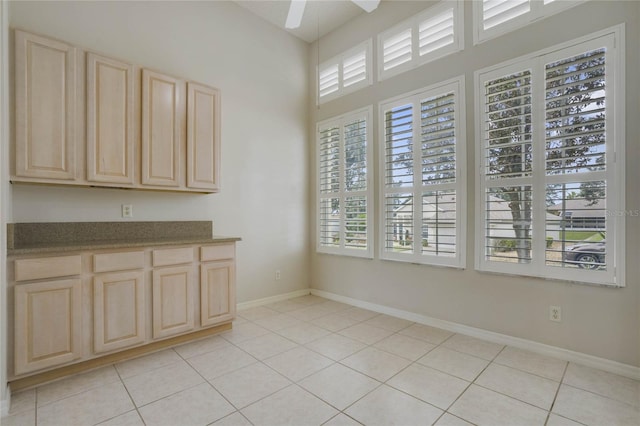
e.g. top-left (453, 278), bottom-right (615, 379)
top-left (141, 69), bottom-right (184, 188)
top-left (11, 30), bottom-right (221, 193)
top-left (187, 82), bottom-right (220, 191)
top-left (14, 30), bottom-right (79, 181)
top-left (86, 53), bottom-right (137, 185)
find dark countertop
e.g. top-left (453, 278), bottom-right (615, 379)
top-left (7, 221), bottom-right (240, 256)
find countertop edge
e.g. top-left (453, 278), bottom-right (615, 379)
top-left (7, 236), bottom-right (242, 256)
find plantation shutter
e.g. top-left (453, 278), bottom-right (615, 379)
top-left (482, 0), bottom-right (530, 30)
top-left (476, 29), bottom-right (622, 286)
top-left (319, 63), bottom-right (339, 98)
top-left (382, 28), bottom-right (412, 71)
top-left (318, 125), bottom-right (341, 248)
top-left (343, 49), bottom-right (367, 88)
top-left (317, 109), bottom-right (373, 257)
top-left (382, 78), bottom-right (465, 267)
top-left (544, 47), bottom-right (608, 270)
top-left (418, 7), bottom-right (455, 57)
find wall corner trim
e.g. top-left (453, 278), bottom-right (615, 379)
top-left (310, 289), bottom-right (640, 381)
top-left (0, 384), bottom-right (10, 417)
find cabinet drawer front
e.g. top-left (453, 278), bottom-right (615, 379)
top-left (93, 251), bottom-right (144, 273)
top-left (153, 247), bottom-right (194, 267)
top-left (200, 244), bottom-right (235, 261)
top-left (15, 255), bottom-right (82, 281)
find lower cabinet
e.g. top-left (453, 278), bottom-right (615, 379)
top-left (14, 279), bottom-right (83, 375)
top-left (10, 242), bottom-right (236, 380)
top-left (152, 265), bottom-right (195, 339)
top-left (93, 271), bottom-right (146, 353)
top-left (201, 261), bottom-right (236, 327)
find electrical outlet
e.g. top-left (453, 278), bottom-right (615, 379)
top-left (275, 270), bottom-right (281, 280)
top-left (550, 305), bottom-right (562, 322)
top-left (121, 204), bottom-right (133, 218)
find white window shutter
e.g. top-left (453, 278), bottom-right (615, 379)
top-left (343, 50), bottom-right (367, 88)
top-left (482, 0), bottom-right (530, 30)
top-left (382, 28), bottom-right (412, 71)
top-left (319, 63), bottom-right (339, 98)
top-left (418, 7), bottom-right (455, 57)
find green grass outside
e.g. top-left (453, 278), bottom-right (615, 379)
top-left (562, 230), bottom-right (605, 242)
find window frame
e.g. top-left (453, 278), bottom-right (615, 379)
top-left (379, 76), bottom-right (467, 268)
top-left (474, 25), bottom-right (626, 287)
top-left (377, 0), bottom-right (464, 82)
top-left (316, 106), bottom-right (374, 258)
top-left (473, 0), bottom-right (587, 45)
top-left (317, 39), bottom-right (373, 104)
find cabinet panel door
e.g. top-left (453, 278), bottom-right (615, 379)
top-left (187, 82), bottom-right (220, 191)
top-left (14, 279), bottom-right (82, 375)
top-left (200, 261), bottom-right (235, 327)
top-left (14, 30), bottom-right (77, 180)
top-left (94, 271), bottom-right (145, 353)
top-left (152, 265), bottom-right (194, 339)
top-left (141, 69), bottom-right (183, 187)
top-left (86, 53), bottom-right (136, 184)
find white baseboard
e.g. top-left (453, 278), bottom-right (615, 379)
top-left (311, 289), bottom-right (640, 381)
top-left (1, 384), bottom-right (10, 418)
top-left (237, 289), bottom-right (311, 310)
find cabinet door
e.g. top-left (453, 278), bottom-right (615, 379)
top-left (200, 261), bottom-right (235, 327)
top-left (141, 69), bottom-right (184, 187)
top-left (14, 30), bottom-right (77, 180)
top-left (86, 53), bottom-right (136, 185)
top-left (152, 265), bottom-right (194, 339)
top-left (187, 82), bottom-right (220, 191)
top-left (93, 271), bottom-right (145, 353)
top-left (14, 279), bottom-right (82, 375)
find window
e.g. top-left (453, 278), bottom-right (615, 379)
top-left (473, 0), bottom-right (586, 44)
top-left (317, 107), bottom-right (373, 258)
top-left (475, 26), bottom-right (625, 286)
top-left (380, 77), bottom-right (466, 267)
top-left (378, 0), bottom-right (463, 81)
top-left (318, 40), bottom-right (372, 103)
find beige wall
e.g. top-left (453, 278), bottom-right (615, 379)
top-left (8, 0), bottom-right (311, 305)
top-left (309, 1), bottom-right (640, 367)
top-left (1, 0), bottom-right (10, 406)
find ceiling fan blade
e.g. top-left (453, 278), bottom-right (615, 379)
top-left (285, 0), bottom-right (307, 29)
top-left (351, 0), bottom-right (380, 13)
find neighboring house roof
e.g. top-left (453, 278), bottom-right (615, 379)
top-left (548, 199), bottom-right (605, 218)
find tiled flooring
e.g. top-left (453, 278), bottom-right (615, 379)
top-left (3, 295), bottom-right (639, 426)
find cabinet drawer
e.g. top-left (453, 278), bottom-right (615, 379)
top-left (200, 244), bottom-right (235, 261)
top-left (153, 247), bottom-right (194, 267)
top-left (15, 255), bottom-right (82, 282)
top-left (93, 251), bottom-right (144, 273)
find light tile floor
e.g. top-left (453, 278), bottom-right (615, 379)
top-left (3, 295), bottom-right (639, 426)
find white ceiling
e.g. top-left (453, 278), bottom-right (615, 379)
top-left (234, 0), bottom-right (370, 43)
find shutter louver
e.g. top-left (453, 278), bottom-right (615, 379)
top-left (482, 0), bottom-right (530, 30)
top-left (343, 50), bottom-right (367, 88)
top-left (319, 64), bottom-right (339, 98)
top-left (383, 28), bottom-right (412, 71)
top-left (545, 48), bottom-right (606, 175)
top-left (484, 70), bottom-right (533, 179)
top-left (318, 126), bottom-right (340, 193)
top-left (418, 7), bottom-right (455, 57)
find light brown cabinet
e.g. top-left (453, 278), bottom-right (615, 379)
top-left (200, 261), bottom-right (235, 327)
top-left (86, 52), bottom-right (137, 185)
top-left (12, 29), bottom-right (221, 193)
top-left (14, 30), bottom-right (79, 181)
top-left (141, 69), bottom-right (184, 188)
top-left (187, 82), bottom-right (221, 191)
top-left (9, 242), bottom-right (236, 381)
top-left (14, 278), bottom-right (83, 375)
top-left (152, 265), bottom-right (195, 339)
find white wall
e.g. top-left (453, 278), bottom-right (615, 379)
top-left (309, 1), bottom-right (640, 367)
top-left (8, 1), bottom-right (311, 304)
